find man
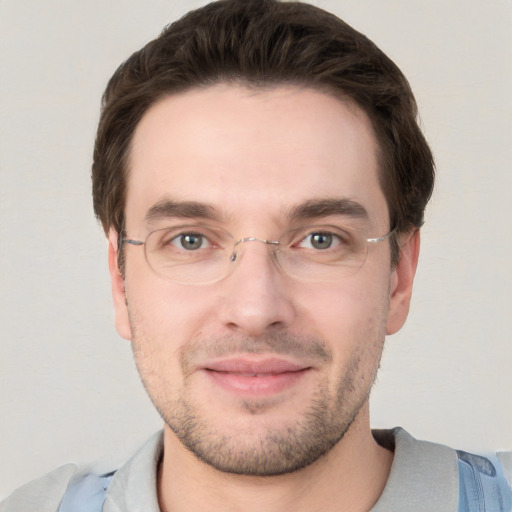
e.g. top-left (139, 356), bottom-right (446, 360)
top-left (1, 1), bottom-right (510, 511)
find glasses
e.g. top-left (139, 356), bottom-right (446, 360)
top-left (120, 223), bottom-right (394, 285)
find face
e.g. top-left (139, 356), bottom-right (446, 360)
top-left (109, 84), bottom-right (418, 476)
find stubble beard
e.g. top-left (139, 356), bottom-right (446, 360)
top-left (165, 366), bottom-right (372, 476)
top-left (131, 330), bottom-right (384, 477)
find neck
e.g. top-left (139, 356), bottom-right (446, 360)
top-left (157, 408), bottom-right (393, 512)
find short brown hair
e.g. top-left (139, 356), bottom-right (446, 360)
top-left (92, 0), bottom-right (434, 265)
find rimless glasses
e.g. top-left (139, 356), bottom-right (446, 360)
top-left (119, 222), bottom-right (395, 285)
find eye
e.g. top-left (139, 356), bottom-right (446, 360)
top-left (171, 233), bottom-right (210, 251)
top-left (299, 232), bottom-right (340, 250)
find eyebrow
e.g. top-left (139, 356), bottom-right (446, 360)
top-left (286, 198), bottom-right (369, 221)
top-left (145, 199), bottom-right (225, 225)
top-left (144, 197), bottom-right (369, 226)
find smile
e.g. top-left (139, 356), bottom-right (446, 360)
top-left (202, 357), bottom-right (312, 396)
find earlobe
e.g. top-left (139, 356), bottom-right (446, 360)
top-left (108, 229), bottom-right (133, 341)
top-left (386, 230), bottom-right (420, 335)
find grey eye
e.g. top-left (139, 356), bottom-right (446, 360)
top-left (176, 233), bottom-right (205, 250)
top-left (309, 233), bottom-right (333, 250)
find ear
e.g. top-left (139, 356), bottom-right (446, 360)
top-left (108, 229), bottom-right (132, 341)
top-left (386, 230), bottom-right (420, 335)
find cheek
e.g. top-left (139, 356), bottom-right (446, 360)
top-left (126, 277), bottom-right (214, 338)
top-left (297, 276), bottom-right (390, 338)
top-left (295, 277), bottom-right (390, 382)
top-left (124, 285), bottom-right (195, 406)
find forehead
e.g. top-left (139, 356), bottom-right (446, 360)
top-left (126, 84), bottom-right (387, 231)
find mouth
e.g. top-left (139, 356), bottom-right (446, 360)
top-left (202, 357), bottom-right (312, 396)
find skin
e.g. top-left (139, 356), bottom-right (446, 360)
top-left (108, 84), bottom-right (419, 512)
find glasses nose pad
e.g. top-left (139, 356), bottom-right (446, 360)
top-left (229, 239), bottom-right (244, 263)
top-left (229, 238), bottom-right (280, 264)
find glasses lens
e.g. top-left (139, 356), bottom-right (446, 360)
top-left (276, 225), bottom-right (368, 281)
top-left (144, 226), bottom-right (230, 284)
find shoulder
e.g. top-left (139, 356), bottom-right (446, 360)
top-left (456, 450), bottom-right (512, 512)
top-left (0, 465), bottom-right (116, 512)
top-left (372, 427), bottom-right (461, 511)
top-left (0, 431), bottom-right (163, 512)
top-left (0, 464), bottom-right (77, 512)
top-left (372, 428), bottom-right (512, 512)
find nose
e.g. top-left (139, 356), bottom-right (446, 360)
top-left (218, 239), bottom-right (296, 337)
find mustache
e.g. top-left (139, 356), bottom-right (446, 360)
top-left (181, 333), bottom-right (332, 373)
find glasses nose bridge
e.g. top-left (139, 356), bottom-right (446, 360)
top-left (230, 237), bottom-right (280, 263)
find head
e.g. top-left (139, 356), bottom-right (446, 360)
top-left (92, 0), bottom-right (434, 477)
top-left (92, 0), bottom-right (434, 267)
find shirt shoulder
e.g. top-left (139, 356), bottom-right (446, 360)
top-left (0, 464), bottom-right (77, 512)
top-left (371, 427), bottom-right (459, 512)
top-left (0, 431), bottom-right (163, 512)
top-left (371, 428), bottom-right (512, 512)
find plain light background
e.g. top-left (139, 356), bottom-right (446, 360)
top-left (1, 0), bottom-right (511, 500)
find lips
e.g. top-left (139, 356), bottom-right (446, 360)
top-left (202, 357), bottom-right (311, 396)
top-left (205, 357), bottom-right (307, 374)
